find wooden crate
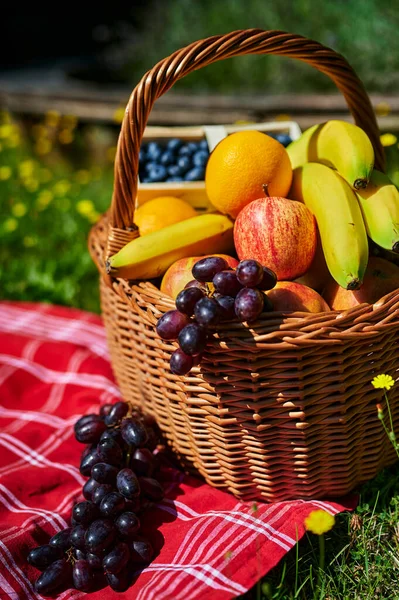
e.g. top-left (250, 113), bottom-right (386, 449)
top-left (136, 120), bottom-right (301, 212)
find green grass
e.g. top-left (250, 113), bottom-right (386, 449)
top-left (2, 109), bottom-right (399, 599)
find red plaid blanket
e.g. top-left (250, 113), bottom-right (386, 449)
top-left (0, 301), bottom-right (357, 600)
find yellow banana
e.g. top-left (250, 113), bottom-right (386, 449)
top-left (356, 169), bottom-right (399, 252)
top-left (290, 163), bottom-right (368, 289)
top-left (287, 120), bottom-right (374, 190)
top-left (106, 213), bottom-right (234, 279)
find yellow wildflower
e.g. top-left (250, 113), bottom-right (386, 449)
top-left (375, 102), bottom-right (391, 117)
top-left (19, 160), bottom-right (35, 178)
top-left (76, 199), bottom-right (95, 216)
top-left (39, 168), bottom-right (53, 183)
top-left (12, 202), bottom-right (27, 218)
top-left (7, 133), bottom-right (20, 148)
top-left (371, 374), bottom-right (395, 391)
top-left (58, 129), bottom-right (74, 144)
top-left (24, 178), bottom-right (39, 193)
top-left (380, 133), bottom-right (397, 147)
top-left (35, 138), bottom-right (52, 155)
top-left (87, 210), bottom-right (101, 224)
top-left (45, 110), bottom-right (60, 128)
top-left (0, 124), bottom-right (13, 139)
top-left (107, 146), bottom-right (117, 163)
top-left (36, 190), bottom-right (54, 211)
top-left (61, 114), bottom-right (78, 129)
top-left (304, 509), bottom-right (335, 535)
top-left (0, 166), bottom-right (12, 181)
top-left (74, 170), bottom-right (91, 185)
top-left (23, 235), bottom-right (38, 247)
top-left (113, 106), bottom-right (126, 124)
top-left (3, 217), bottom-right (18, 232)
top-left (53, 180), bottom-right (71, 197)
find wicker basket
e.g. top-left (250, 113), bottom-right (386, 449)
top-left (89, 29), bottom-right (399, 502)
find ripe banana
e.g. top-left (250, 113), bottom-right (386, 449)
top-left (106, 213), bottom-right (234, 279)
top-left (287, 120), bottom-right (374, 190)
top-left (356, 169), bottom-right (399, 252)
top-left (290, 163), bottom-right (368, 289)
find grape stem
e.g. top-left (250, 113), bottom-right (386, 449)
top-left (65, 547), bottom-right (76, 565)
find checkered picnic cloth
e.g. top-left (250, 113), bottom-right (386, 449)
top-left (0, 301), bottom-right (357, 600)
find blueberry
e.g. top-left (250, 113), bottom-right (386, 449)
top-left (160, 151), bottom-right (175, 166)
top-left (166, 176), bottom-right (184, 182)
top-left (167, 165), bottom-right (184, 177)
top-left (199, 139), bottom-right (209, 151)
top-left (167, 138), bottom-right (183, 153)
top-left (178, 144), bottom-right (195, 157)
top-left (146, 142), bottom-right (162, 161)
top-left (185, 167), bottom-right (205, 181)
top-left (147, 165), bottom-right (167, 182)
top-left (177, 156), bottom-right (191, 173)
top-left (193, 150), bottom-right (209, 167)
top-left (144, 161), bottom-right (159, 173)
top-left (275, 133), bottom-right (292, 147)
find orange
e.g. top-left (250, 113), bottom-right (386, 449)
top-left (134, 196), bottom-right (197, 236)
top-left (205, 130), bottom-right (293, 218)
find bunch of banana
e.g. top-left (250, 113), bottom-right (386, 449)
top-left (106, 213), bottom-right (234, 279)
top-left (288, 120), bottom-right (399, 289)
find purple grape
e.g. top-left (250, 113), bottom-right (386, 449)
top-left (213, 270), bottom-right (243, 297)
top-left (192, 256), bottom-right (228, 282)
top-left (91, 462), bottom-right (119, 484)
top-left (80, 448), bottom-right (102, 476)
top-left (49, 528), bottom-right (71, 552)
top-left (74, 414), bottom-right (101, 434)
top-left (178, 323), bottom-right (207, 356)
top-left (72, 501), bottom-right (100, 528)
top-left (73, 559), bottom-right (93, 592)
top-left (85, 519), bottom-right (116, 554)
top-left (193, 297), bottom-right (221, 327)
top-left (138, 477), bottom-right (165, 501)
top-left (97, 438), bottom-right (123, 466)
top-left (86, 552), bottom-right (103, 570)
top-left (156, 310), bottom-right (191, 341)
top-left (131, 447), bottom-right (155, 477)
top-left (100, 404), bottom-right (113, 417)
top-left (34, 558), bottom-right (72, 595)
top-left (27, 544), bottom-right (61, 571)
top-left (99, 492), bottom-right (126, 517)
top-left (115, 512), bottom-right (141, 538)
top-left (184, 279), bottom-right (207, 292)
top-left (236, 259), bottom-right (264, 287)
top-left (214, 294), bottom-right (236, 321)
top-left (83, 477), bottom-right (101, 501)
top-left (263, 294), bottom-right (274, 312)
top-left (75, 420), bottom-right (107, 444)
top-left (234, 288), bottom-right (264, 322)
top-left (74, 548), bottom-right (86, 560)
top-left (130, 537), bottom-right (154, 564)
top-left (103, 541), bottom-right (130, 574)
top-left (70, 525), bottom-right (87, 551)
top-left (175, 287), bottom-right (205, 316)
top-left (170, 349), bottom-right (194, 375)
top-left (104, 401), bottom-right (129, 426)
top-left (121, 418), bottom-right (149, 447)
top-left (106, 564), bottom-right (133, 592)
top-left (117, 468), bottom-right (141, 499)
top-left (92, 484), bottom-right (114, 506)
top-left (100, 427), bottom-right (123, 446)
top-left (258, 266), bottom-right (278, 291)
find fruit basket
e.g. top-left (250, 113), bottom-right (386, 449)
top-left (89, 29), bottom-right (399, 502)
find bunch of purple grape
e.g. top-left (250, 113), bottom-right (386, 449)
top-left (28, 402), bottom-right (164, 596)
top-left (156, 256), bottom-right (277, 376)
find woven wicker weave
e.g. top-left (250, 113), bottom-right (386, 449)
top-left (89, 29), bottom-right (399, 502)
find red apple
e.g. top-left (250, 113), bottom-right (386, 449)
top-left (266, 281), bottom-right (330, 313)
top-left (234, 196), bottom-right (317, 280)
top-left (161, 254), bottom-right (239, 299)
top-left (323, 256), bottom-right (399, 310)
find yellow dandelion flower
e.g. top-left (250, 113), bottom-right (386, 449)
top-left (107, 146), bottom-right (117, 163)
top-left (7, 133), bottom-right (20, 148)
top-left (371, 374), bottom-right (395, 391)
top-left (39, 168), bottom-right (53, 183)
top-left (113, 106), bottom-right (126, 124)
top-left (32, 124), bottom-right (48, 139)
top-left (0, 166), bottom-right (12, 181)
top-left (61, 114), bottom-right (78, 129)
top-left (19, 160), bottom-right (35, 178)
top-left (24, 178), bottom-right (39, 193)
top-left (304, 509), bottom-right (335, 535)
top-left (12, 202), bottom-right (28, 218)
top-left (380, 133), bottom-right (397, 147)
top-left (53, 179), bottom-right (71, 197)
top-left (74, 169), bottom-right (91, 185)
top-left (45, 110), bottom-right (60, 128)
top-left (0, 124), bottom-right (13, 139)
top-left (36, 190), bottom-right (54, 211)
top-left (375, 102), bottom-right (391, 117)
top-left (76, 199), bottom-right (95, 216)
top-left (23, 235), bottom-right (38, 248)
top-left (58, 129), bottom-right (74, 145)
top-left (87, 210), bottom-right (101, 224)
top-left (35, 138), bottom-right (52, 155)
top-left (3, 217), bottom-right (18, 232)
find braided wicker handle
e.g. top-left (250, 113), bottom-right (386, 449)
top-left (109, 28), bottom-right (384, 238)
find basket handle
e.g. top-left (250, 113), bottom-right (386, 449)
top-left (109, 28), bottom-right (384, 236)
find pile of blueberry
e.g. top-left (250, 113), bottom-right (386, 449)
top-left (139, 138), bottom-right (210, 183)
top-left (156, 256), bottom-right (277, 376)
top-left (28, 402), bottom-right (164, 596)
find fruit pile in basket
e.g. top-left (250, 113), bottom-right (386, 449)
top-left (106, 120), bottom-right (399, 376)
